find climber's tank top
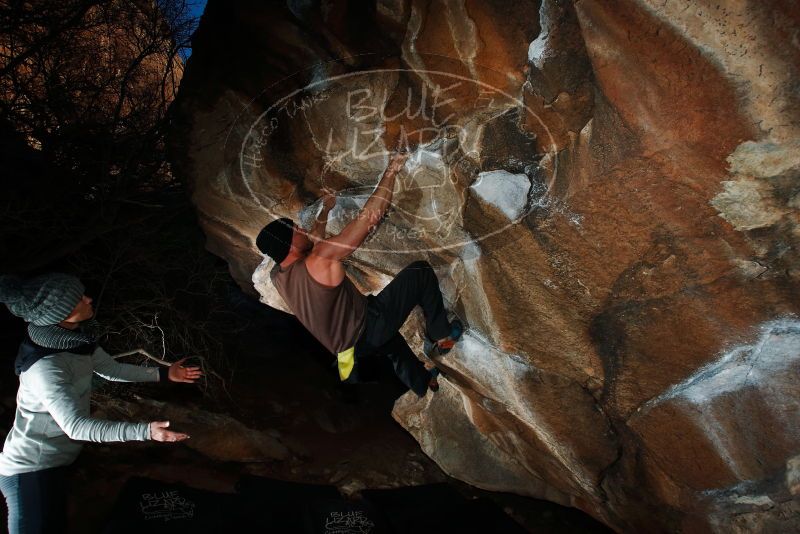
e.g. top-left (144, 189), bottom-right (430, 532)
top-left (271, 258), bottom-right (366, 355)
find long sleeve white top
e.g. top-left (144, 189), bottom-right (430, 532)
top-left (0, 346), bottom-right (159, 476)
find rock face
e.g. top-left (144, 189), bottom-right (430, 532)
top-left (98, 396), bottom-right (291, 463)
top-left (169, 1), bottom-right (800, 531)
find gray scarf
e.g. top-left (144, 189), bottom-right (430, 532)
top-left (27, 320), bottom-right (99, 350)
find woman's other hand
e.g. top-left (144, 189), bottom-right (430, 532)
top-left (168, 357), bottom-right (203, 383)
top-left (149, 421), bottom-right (189, 442)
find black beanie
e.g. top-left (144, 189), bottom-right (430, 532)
top-left (256, 218), bottom-right (294, 263)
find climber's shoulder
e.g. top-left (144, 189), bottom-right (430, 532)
top-left (305, 253), bottom-right (346, 287)
top-left (309, 219), bottom-right (368, 262)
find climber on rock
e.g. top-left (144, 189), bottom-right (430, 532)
top-left (256, 150), bottom-right (463, 397)
top-left (0, 273), bottom-right (203, 534)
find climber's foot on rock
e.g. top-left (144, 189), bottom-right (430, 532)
top-left (434, 320), bottom-right (463, 356)
top-left (428, 367), bottom-right (440, 392)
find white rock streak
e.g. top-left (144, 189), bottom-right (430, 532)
top-left (636, 318), bottom-right (800, 479)
top-left (642, 318), bottom-right (800, 408)
top-left (527, 0), bottom-right (552, 70)
top-left (448, 329), bottom-right (599, 496)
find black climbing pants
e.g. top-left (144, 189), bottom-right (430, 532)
top-left (353, 261), bottom-right (451, 397)
top-left (0, 465), bottom-right (69, 534)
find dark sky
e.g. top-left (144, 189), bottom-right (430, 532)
top-left (188, 0), bottom-right (207, 23)
top-left (183, 0), bottom-right (208, 58)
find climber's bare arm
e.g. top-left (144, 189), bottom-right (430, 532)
top-left (314, 152), bottom-right (406, 259)
top-left (308, 192), bottom-right (335, 243)
top-left (307, 152), bottom-right (408, 285)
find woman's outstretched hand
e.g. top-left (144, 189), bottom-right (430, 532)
top-left (168, 357), bottom-right (203, 383)
top-left (149, 421), bottom-right (189, 442)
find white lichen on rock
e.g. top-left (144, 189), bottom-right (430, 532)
top-left (711, 139), bottom-right (800, 231)
top-left (469, 170), bottom-right (530, 220)
top-left (711, 179), bottom-right (785, 231)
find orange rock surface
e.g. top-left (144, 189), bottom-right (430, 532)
top-left (170, 1), bottom-right (800, 531)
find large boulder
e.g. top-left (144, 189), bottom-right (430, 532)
top-left (169, 0), bottom-right (800, 531)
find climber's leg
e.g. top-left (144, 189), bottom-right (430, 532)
top-left (352, 261), bottom-right (457, 395)
top-left (375, 332), bottom-right (434, 397)
top-left (367, 260), bottom-right (451, 348)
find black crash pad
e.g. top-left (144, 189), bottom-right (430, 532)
top-left (104, 476), bottom-right (525, 533)
top-left (235, 475), bottom-right (390, 533)
top-left (361, 484), bottom-right (527, 534)
top-left (102, 476), bottom-right (238, 534)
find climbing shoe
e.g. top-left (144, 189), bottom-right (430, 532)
top-left (428, 367), bottom-right (441, 392)
top-left (434, 319), bottom-right (463, 356)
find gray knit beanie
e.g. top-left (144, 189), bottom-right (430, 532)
top-left (0, 273), bottom-right (85, 326)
